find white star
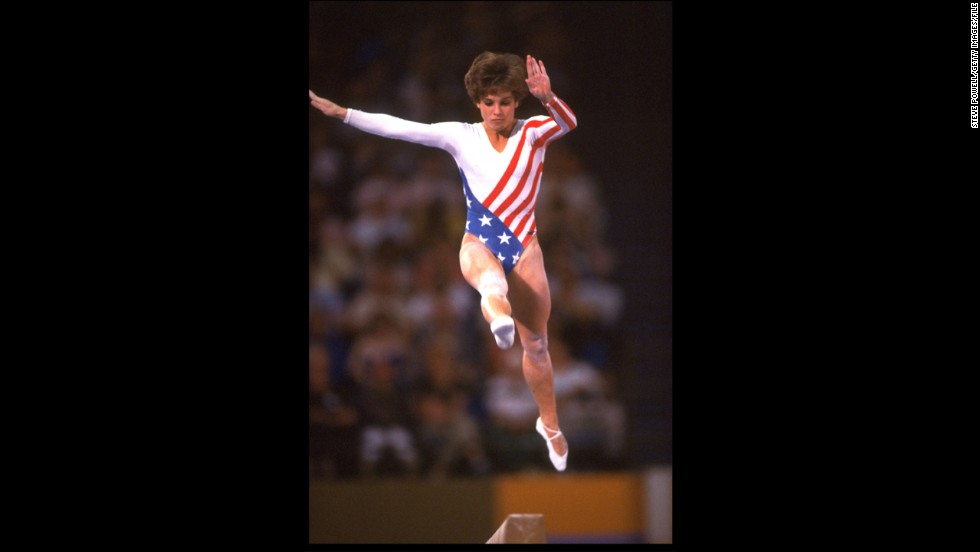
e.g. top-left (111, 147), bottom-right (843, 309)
top-left (512, 252), bottom-right (521, 264)
top-left (497, 233), bottom-right (511, 244)
top-left (497, 252), bottom-right (505, 262)
top-left (466, 220), bottom-right (470, 230)
top-left (466, 197), bottom-right (472, 208)
top-left (479, 214), bottom-right (493, 226)
top-left (478, 235), bottom-right (488, 243)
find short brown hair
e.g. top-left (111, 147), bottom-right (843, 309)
top-left (463, 52), bottom-right (528, 104)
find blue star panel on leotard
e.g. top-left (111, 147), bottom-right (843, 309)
top-left (462, 170), bottom-right (524, 274)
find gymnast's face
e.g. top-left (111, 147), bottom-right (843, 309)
top-left (478, 90), bottom-right (519, 134)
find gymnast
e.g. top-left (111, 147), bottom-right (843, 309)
top-left (310, 52), bottom-right (576, 471)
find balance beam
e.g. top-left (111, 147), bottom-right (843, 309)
top-left (486, 513), bottom-right (547, 544)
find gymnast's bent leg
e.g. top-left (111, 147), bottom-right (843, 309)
top-left (459, 233), bottom-right (515, 349)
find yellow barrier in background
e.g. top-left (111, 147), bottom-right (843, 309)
top-left (492, 472), bottom-right (645, 543)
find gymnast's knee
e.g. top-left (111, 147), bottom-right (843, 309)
top-left (477, 272), bottom-right (508, 299)
top-left (522, 332), bottom-right (549, 363)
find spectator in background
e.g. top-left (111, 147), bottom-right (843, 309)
top-left (309, 342), bottom-right (360, 479)
top-left (342, 253), bottom-right (411, 337)
top-left (411, 336), bottom-right (490, 479)
top-left (550, 336), bottom-right (628, 470)
top-left (347, 163), bottom-right (412, 262)
top-left (309, 258), bottom-right (349, 385)
top-left (534, 142), bottom-right (607, 253)
top-left (311, 214), bottom-right (362, 301)
top-left (404, 239), bottom-right (478, 350)
top-left (546, 237), bottom-right (623, 370)
top-left (347, 313), bottom-right (420, 478)
top-left (483, 345), bottom-right (548, 472)
top-left (400, 150), bottom-right (466, 249)
top-left (533, 141), bottom-right (623, 369)
top-left (309, 126), bottom-right (346, 191)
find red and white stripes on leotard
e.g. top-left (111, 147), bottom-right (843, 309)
top-left (480, 97), bottom-right (577, 247)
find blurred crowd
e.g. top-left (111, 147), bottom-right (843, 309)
top-left (309, 1), bottom-right (629, 480)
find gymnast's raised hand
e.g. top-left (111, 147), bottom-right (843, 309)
top-left (525, 55), bottom-right (555, 105)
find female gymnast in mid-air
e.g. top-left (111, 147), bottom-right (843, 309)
top-left (310, 51), bottom-right (576, 471)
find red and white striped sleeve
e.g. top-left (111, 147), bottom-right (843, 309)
top-left (546, 96), bottom-right (577, 130)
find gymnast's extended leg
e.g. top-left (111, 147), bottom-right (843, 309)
top-left (508, 236), bottom-right (568, 469)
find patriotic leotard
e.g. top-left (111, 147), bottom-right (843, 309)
top-left (344, 96), bottom-right (577, 273)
